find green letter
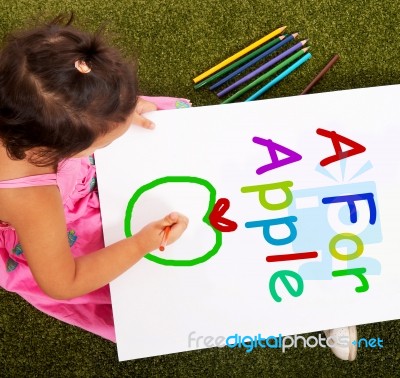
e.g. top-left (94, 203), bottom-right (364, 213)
top-left (241, 181), bottom-right (294, 210)
top-left (269, 270), bottom-right (304, 302)
top-left (332, 267), bottom-right (369, 293)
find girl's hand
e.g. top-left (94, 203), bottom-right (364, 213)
top-left (135, 212), bottom-right (189, 253)
top-left (132, 97), bottom-right (157, 129)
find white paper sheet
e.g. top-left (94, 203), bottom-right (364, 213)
top-left (95, 85), bottom-right (400, 361)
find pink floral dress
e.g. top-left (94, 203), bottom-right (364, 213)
top-left (0, 96), bottom-right (191, 342)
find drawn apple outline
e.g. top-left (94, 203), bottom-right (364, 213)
top-left (124, 176), bottom-right (223, 266)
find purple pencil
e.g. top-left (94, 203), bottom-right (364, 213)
top-left (217, 39), bottom-right (308, 98)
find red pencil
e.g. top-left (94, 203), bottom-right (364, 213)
top-left (159, 226), bottom-right (171, 251)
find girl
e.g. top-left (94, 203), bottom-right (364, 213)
top-left (0, 15), bottom-right (357, 361)
top-left (0, 15), bottom-right (189, 343)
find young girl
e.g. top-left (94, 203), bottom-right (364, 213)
top-left (0, 15), bottom-right (357, 361)
top-left (0, 15), bottom-right (189, 343)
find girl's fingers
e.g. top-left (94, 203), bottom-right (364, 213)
top-left (162, 212), bottom-right (188, 229)
top-left (132, 113), bottom-right (155, 129)
top-left (136, 97), bottom-right (157, 113)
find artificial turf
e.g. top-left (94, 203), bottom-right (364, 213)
top-left (0, 0), bottom-right (399, 376)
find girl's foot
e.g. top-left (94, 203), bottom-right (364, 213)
top-left (324, 326), bottom-right (357, 361)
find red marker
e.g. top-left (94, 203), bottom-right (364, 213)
top-left (159, 226), bottom-right (171, 252)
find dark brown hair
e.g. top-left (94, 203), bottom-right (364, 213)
top-left (0, 14), bottom-right (138, 166)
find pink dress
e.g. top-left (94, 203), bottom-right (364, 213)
top-left (0, 96), bottom-right (191, 342)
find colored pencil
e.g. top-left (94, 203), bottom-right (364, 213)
top-left (217, 39), bottom-right (308, 98)
top-left (245, 52), bottom-right (312, 101)
top-left (193, 35), bottom-right (286, 90)
top-left (209, 33), bottom-right (298, 91)
top-left (159, 226), bottom-right (171, 252)
top-left (300, 54), bottom-right (340, 94)
top-left (222, 47), bottom-right (310, 104)
top-left (192, 26), bottom-right (287, 83)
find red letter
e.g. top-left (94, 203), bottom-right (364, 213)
top-left (317, 128), bottom-right (366, 166)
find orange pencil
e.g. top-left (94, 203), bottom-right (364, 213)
top-left (159, 226), bottom-right (171, 251)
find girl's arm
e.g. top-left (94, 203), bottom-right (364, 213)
top-left (5, 185), bottom-right (188, 300)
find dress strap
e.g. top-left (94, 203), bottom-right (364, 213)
top-left (0, 173), bottom-right (57, 188)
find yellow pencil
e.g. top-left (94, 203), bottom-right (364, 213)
top-left (193, 26), bottom-right (287, 83)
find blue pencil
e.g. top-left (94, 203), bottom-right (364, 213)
top-left (209, 33), bottom-right (298, 91)
top-left (217, 39), bottom-right (308, 98)
top-left (245, 52), bottom-right (312, 101)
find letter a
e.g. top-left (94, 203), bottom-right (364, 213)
top-left (317, 128), bottom-right (366, 167)
top-left (252, 137), bottom-right (302, 175)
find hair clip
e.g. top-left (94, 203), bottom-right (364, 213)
top-left (74, 60), bottom-right (91, 74)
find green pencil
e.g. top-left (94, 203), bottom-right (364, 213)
top-left (194, 35), bottom-right (287, 90)
top-left (222, 46), bottom-right (310, 104)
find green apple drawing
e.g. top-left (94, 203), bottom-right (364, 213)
top-left (124, 176), bottom-right (223, 266)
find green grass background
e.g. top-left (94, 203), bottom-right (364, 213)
top-left (0, 0), bottom-right (399, 376)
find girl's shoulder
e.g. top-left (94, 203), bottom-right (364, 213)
top-left (0, 178), bottom-right (61, 227)
top-left (0, 146), bottom-right (58, 224)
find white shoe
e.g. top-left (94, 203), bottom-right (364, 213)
top-left (324, 326), bottom-right (357, 361)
